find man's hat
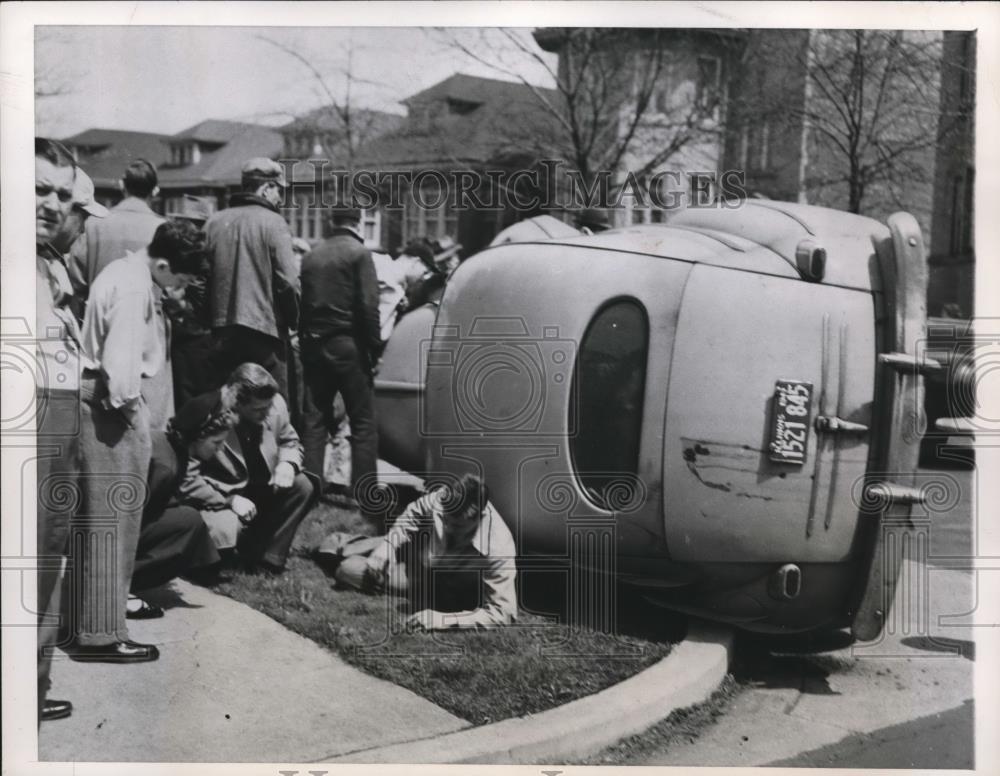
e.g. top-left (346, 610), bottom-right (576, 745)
top-left (330, 201), bottom-right (362, 222)
top-left (432, 235), bottom-right (462, 263)
top-left (72, 168), bottom-right (109, 218)
top-left (241, 157), bottom-right (287, 187)
top-left (166, 194), bottom-right (214, 224)
top-left (400, 239), bottom-right (435, 269)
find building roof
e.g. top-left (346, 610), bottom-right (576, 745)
top-left (357, 73), bottom-right (561, 168)
top-left (171, 119), bottom-right (273, 145)
top-left (281, 106), bottom-right (405, 136)
top-left (62, 128), bottom-right (173, 189)
top-left (64, 122), bottom-right (284, 190)
top-left (157, 123), bottom-right (285, 188)
top-left (63, 128), bottom-right (172, 156)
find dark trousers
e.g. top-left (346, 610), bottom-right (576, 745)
top-left (238, 473), bottom-right (315, 569)
top-left (37, 389), bottom-right (78, 719)
top-left (132, 505), bottom-right (221, 592)
top-left (285, 334), bottom-right (309, 432)
top-left (69, 375), bottom-right (151, 646)
top-left (172, 332), bottom-right (216, 409)
top-left (212, 325), bottom-right (288, 399)
top-left (301, 334), bottom-right (378, 511)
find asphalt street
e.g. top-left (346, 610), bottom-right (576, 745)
top-left (773, 700), bottom-right (974, 768)
top-left (630, 464), bottom-right (978, 768)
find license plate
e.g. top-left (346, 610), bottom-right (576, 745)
top-left (769, 379), bottom-right (813, 465)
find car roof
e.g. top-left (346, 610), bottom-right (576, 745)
top-left (489, 201), bottom-right (890, 292)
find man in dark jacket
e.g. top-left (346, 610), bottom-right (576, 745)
top-left (204, 158), bottom-right (299, 397)
top-left (299, 205), bottom-right (381, 524)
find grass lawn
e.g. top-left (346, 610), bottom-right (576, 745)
top-left (213, 499), bottom-right (682, 726)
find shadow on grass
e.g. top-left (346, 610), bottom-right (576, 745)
top-left (212, 500), bottom-right (684, 725)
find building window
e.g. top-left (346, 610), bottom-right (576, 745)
top-left (361, 209), bottom-right (381, 247)
top-left (951, 168), bottom-right (974, 256)
top-left (403, 179), bottom-right (457, 243)
top-left (569, 300), bottom-right (649, 510)
top-left (695, 56), bottom-right (722, 119)
top-left (759, 121), bottom-right (770, 170)
top-left (283, 190), bottom-right (316, 240)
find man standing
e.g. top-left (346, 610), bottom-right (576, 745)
top-left (69, 159), bottom-right (177, 428)
top-left (34, 138), bottom-right (83, 722)
top-left (204, 158), bottom-right (299, 397)
top-left (164, 196), bottom-right (215, 408)
top-left (69, 158), bottom-right (163, 294)
top-left (299, 205), bottom-right (380, 524)
top-left (69, 219), bottom-right (203, 662)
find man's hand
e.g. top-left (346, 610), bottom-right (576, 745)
top-left (230, 495), bottom-right (257, 525)
top-left (271, 461), bottom-right (296, 490)
top-left (364, 540), bottom-right (391, 591)
top-left (406, 609), bottom-right (449, 632)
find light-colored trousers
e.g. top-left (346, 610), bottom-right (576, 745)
top-left (68, 374), bottom-right (151, 646)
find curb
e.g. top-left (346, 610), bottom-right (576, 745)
top-left (328, 621), bottom-right (734, 764)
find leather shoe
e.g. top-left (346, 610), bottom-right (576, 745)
top-left (69, 640), bottom-right (160, 663)
top-left (126, 600), bottom-right (164, 620)
top-left (41, 699), bottom-right (73, 721)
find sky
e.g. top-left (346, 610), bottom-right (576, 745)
top-left (35, 26), bottom-right (557, 139)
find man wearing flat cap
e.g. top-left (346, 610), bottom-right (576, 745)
top-left (299, 202), bottom-right (381, 526)
top-left (204, 157), bottom-right (299, 398)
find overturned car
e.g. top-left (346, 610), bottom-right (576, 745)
top-left (375, 200), bottom-right (949, 637)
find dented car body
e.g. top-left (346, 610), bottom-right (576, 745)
top-left (375, 201), bottom-right (933, 636)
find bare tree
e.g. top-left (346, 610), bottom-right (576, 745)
top-left (738, 29), bottom-right (955, 215)
top-left (256, 33), bottom-right (397, 173)
top-left (443, 28), bottom-right (730, 188)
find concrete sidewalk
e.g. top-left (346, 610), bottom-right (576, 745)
top-left (39, 579), bottom-right (468, 762)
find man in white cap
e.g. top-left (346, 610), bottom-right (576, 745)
top-left (51, 166), bottom-right (109, 254)
top-left (204, 157), bottom-right (299, 397)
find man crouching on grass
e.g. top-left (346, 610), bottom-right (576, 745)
top-left (321, 474), bottom-right (517, 630)
top-left (180, 363), bottom-right (317, 573)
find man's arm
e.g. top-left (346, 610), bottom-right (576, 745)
top-left (270, 219), bottom-right (300, 330)
top-left (271, 394), bottom-right (304, 470)
top-left (100, 287), bottom-right (152, 415)
top-left (177, 456), bottom-right (230, 509)
top-left (356, 249), bottom-right (383, 360)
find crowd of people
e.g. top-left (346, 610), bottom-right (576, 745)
top-left (34, 139), bottom-right (518, 726)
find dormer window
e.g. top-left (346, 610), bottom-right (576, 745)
top-left (171, 142), bottom-right (201, 167)
top-left (446, 97), bottom-right (480, 116)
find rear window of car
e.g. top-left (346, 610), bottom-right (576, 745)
top-left (569, 299), bottom-right (648, 510)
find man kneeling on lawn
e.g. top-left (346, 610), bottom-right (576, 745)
top-left (180, 363), bottom-right (317, 572)
top-left (321, 474), bottom-right (517, 630)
